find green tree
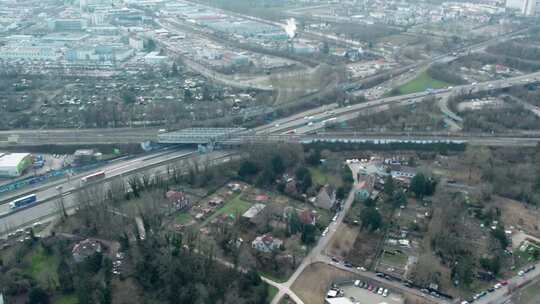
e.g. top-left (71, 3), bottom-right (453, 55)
top-left (238, 161), bottom-right (259, 178)
top-left (341, 166), bottom-right (354, 185)
top-left (391, 190), bottom-right (407, 209)
top-left (301, 224), bottom-right (317, 245)
top-left (480, 256), bottom-right (501, 275)
top-left (363, 197), bottom-right (376, 208)
top-left (410, 173), bottom-right (437, 198)
top-left (271, 155), bottom-right (285, 176)
top-left (384, 175), bottom-right (394, 197)
top-left (121, 89), bottom-right (136, 104)
top-left (336, 186), bottom-right (347, 200)
top-left (360, 207), bottom-right (383, 231)
top-left (57, 258), bottom-right (74, 293)
top-left (491, 226), bottom-right (509, 249)
top-left (306, 149), bottom-right (321, 166)
top-left (295, 167), bottom-right (312, 193)
top-left (28, 287), bottom-right (49, 304)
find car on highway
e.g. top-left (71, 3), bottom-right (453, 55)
top-left (322, 227), bottom-right (329, 237)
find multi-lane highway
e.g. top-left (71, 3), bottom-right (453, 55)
top-left (0, 127), bottom-right (159, 146)
top-left (256, 71), bottom-right (540, 136)
top-left (0, 149), bottom-right (236, 236)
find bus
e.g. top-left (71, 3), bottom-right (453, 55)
top-left (81, 171), bottom-right (106, 185)
top-left (9, 194), bottom-right (37, 210)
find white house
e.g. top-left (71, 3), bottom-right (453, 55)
top-left (251, 234), bottom-right (283, 253)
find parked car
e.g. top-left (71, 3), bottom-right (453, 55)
top-left (383, 289), bottom-right (389, 297)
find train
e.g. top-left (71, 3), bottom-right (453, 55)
top-left (9, 194), bottom-right (37, 210)
top-left (80, 171), bottom-right (106, 185)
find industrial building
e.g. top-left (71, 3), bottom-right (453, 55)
top-left (66, 44), bottom-right (134, 64)
top-left (0, 153), bottom-right (33, 177)
top-left (47, 18), bottom-right (88, 31)
top-left (0, 44), bottom-right (61, 61)
top-left (506, 0), bottom-right (540, 15)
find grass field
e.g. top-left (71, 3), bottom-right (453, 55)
top-left (395, 71), bottom-right (452, 95)
top-left (261, 271), bottom-right (289, 284)
top-left (54, 295), bottom-right (78, 304)
top-left (309, 167), bottom-right (342, 188)
top-left (26, 244), bottom-right (60, 288)
top-left (267, 285), bottom-right (279, 303)
top-left (200, 195), bottom-right (252, 226)
top-left (176, 213), bottom-right (193, 225)
top-left (292, 262), bottom-right (355, 304)
top-left (381, 250), bottom-right (409, 267)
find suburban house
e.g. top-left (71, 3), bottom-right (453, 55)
top-left (251, 234), bottom-right (283, 253)
top-left (298, 209), bottom-right (317, 225)
top-left (314, 184), bottom-right (336, 210)
top-left (72, 238), bottom-right (102, 262)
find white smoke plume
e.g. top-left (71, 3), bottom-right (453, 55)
top-left (283, 18), bottom-right (297, 39)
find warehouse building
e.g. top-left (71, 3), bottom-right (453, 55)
top-left (0, 153), bottom-right (33, 177)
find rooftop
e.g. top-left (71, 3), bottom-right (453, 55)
top-left (0, 153), bottom-right (30, 167)
top-left (242, 203), bottom-right (266, 219)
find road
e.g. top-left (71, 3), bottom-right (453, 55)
top-left (474, 262), bottom-right (540, 304)
top-left (264, 183), bottom-right (358, 304)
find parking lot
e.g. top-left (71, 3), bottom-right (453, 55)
top-left (341, 283), bottom-right (404, 304)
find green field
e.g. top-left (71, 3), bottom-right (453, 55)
top-left (176, 213), bottom-right (193, 225)
top-left (54, 295), bottom-right (78, 304)
top-left (395, 71), bottom-right (452, 95)
top-left (267, 285), bottom-right (279, 303)
top-left (381, 250), bottom-right (409, 267)
top-left (308, 167), bottom-right (341, 188)
top-left (200, 195), bottom-right (252, 226)
top-left (26, 245), bottom-right (60, 288)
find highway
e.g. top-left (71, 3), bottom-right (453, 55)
top-left (2, 62), bottom-right (539, 147)
top-left (0, 149), bottom-right (235, 236)
top-left (0, 127), bottom-right (159, 146)
top-left (256, 71), bottom-right (540, 136)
